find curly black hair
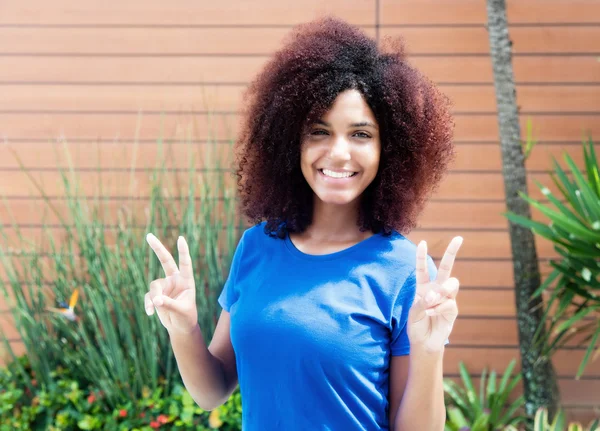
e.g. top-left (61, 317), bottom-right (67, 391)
top-left (234, 15), bottom-right (455, 238)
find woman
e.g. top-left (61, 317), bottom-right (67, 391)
top-left (145, 16), bottom-right (462, 430)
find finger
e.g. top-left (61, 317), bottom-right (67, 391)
top-left (435, 277), bottom-right (460, 300)
top-left (149, 279), bottom-right (165, 305)
top-left (152, 295), bottom-right (186, 314)
top-left (177, 236), bottom-right (194, 281)
top-left (425, 299), bottom-right (458, 321)
top-left (146, 233), bottom-right (179, 277)
top-left (144, 292), bottom-right (154, 315)
top-left (415, 240), bottom-right (430, 287)
top-left (408, 296), bottom-right (427, 323)
top-left (435, 236), bottom-right (463, 285)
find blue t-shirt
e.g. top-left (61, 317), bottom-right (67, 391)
top-left (217, 221), bottom-right (438, 430)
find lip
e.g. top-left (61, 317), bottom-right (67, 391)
top-left (317, 168), bottom-right (359, 182)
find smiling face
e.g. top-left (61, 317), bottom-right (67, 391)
top-left (300, 89), bottom-right (381, 209)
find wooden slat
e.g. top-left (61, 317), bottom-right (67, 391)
top-left (0, 198), bottom-right (565, 231)
top-left (0, 141), bottom-right (588, 172)
top-left (444, 347), bottom-right (600, 377)
top-left (0, 26), bottom-right (376, 54)
top-left (380, 27), bottom-right (600, 55)
top-left (2, 27), bottom-right (597, 56)
top-left (380, 0), bottom-right (600, 25)
top-left (0, 168), bottom-right (580, 202)
top-left (0, 0), bottom-right (376, 25)
top-left (1, 112), bottom-right (597, 142)
top-left (0, 56), bottom-right (598, 84)
top-left (507, 1), bottom-right (600, 24)
top-left (1, 84), bottom-right (599, 114)
top-left (0, 340), bottom-right (26, 366)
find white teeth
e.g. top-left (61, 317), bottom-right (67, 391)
top-left (321, 169), bottom-right (355, 178)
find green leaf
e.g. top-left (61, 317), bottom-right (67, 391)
top-left (576, 327), bottom-right (600, 379)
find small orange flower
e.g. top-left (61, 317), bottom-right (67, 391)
top-left (157, 414), bottom-right (169, 424)
top-left (149, 420), bottom-right (160, 428)
top-left (119, 409), bottom-right (127, 417)
top-left (208, 409), bottom-right (224, 428)
top-left (87, 394), bottom-right (96, 404)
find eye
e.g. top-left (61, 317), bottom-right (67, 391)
top-left (310, 130), bottom-right (371, 139)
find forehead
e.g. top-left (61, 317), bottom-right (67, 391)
top-left (318, 90), bottom-right (378, 126)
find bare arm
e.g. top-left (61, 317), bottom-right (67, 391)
top-left (390, 347), bottom-right (446, 431)
top-left (169, 310), bottom-right (238, 410)
top-left (145, 234), bottom-right (238, 410)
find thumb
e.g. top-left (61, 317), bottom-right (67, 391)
top-left (152, 295), bottom-right (187, 314)
top-left (408, 295), bottom-right (427, 324)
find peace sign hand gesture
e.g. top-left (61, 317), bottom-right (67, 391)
top-left (144, 234), bottom-right (198, 335)
top-left (407, 237), bottom-right (463, 353)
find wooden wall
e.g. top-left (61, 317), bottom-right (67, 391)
top-left (1, 0), bottom-right (599, 422)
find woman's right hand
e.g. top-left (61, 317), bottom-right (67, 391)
top-left (145, 233), bottom-right (199, 335)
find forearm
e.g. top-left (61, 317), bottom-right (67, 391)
top-left (169, 324), bottom-right (231, 410)
top-left (394, 346), bottom-right (446, 431)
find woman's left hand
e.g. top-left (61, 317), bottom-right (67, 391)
top-left (407, 236), bottom-right (463, 353)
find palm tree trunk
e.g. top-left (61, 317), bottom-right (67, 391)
top-left (485, 0), bottom-right (560, 416)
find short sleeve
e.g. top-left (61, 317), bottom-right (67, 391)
top-left (390, 255), bottom-right (444, 356)
top-left (217, 232), bottom-right (246, 312)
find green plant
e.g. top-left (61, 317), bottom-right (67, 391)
top-left (0, 119), bottom-right (244, 407)
top-left (503, 137), bottom-right (600, 378)
top-left (0, 355), bottom-right (242, 430)
top-left (444, 359), bottom-right (527, 431)
top-left (502, 407), bottom-right (600, 431)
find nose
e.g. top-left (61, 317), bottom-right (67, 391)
top-left (328, 136), bottom-right (351, 161)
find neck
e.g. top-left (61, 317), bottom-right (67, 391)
top-left (303, 196), bottom-right (368, 242)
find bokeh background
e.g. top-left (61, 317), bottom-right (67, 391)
top-left (0, 0), bottom-right (599, 426)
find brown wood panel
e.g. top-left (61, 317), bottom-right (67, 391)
top-left (0, 0), bottom-right (376, 26)
top-left (0, 169), bottom-right (579, 203)
top-left (3, 26), bottom-right (597, 56)
top-left (0, 340), bottom-right (25, 365)
top-left (0, 141), bottom-right (588, 172)
top-left (380, 27), bottom-right (600, 55)
top-left (444, 347), bottom-right (600, 377)
top-left (0, 26), bottom-right (376, 55)
top-left (1, 84), bottom-right (599, 114)
top-left (507, 1), bottom-right (600, 24)
top-left (381, 0), bottom-right (600, 25)
top-left (0, 197), bottom-right (565, 232)
top-left (0, 56), bottom-right (598, 84)
top-left (1, 112), bottom-right (597, 142)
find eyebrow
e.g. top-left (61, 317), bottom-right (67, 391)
top-left (315, 120), bottom-right (378, 129)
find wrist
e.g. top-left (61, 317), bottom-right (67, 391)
top-left (168, 322), bottom-right (201, 340)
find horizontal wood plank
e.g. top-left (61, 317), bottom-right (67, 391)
top-left (381, 27), bottom-right (600, 55)
top-left (380, 0), bottom-right (600, 25)
top-left (1, 85), bottom-right (598, 113)
top-left (0, 0), bottom-right (376, 26)
top-left (1, 112), bottom-right (597, 142)
top-left (2, 27), bottom-right (598, 56)
top-left (0, 141), bottom-right (589, 172)
top-left (0, 56), bottom-right (598, 84)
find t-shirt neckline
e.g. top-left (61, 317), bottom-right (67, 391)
top-left (283, 230), bottom-right (382, 261)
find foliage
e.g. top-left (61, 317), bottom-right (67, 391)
top-left (503, 137), bottom-right (600, 378)
top-left (444, 359), bottom-right (527, 431)
top-left (503, 408), bottom-right (600, 431)
top-left (0, 355), bottom-right (242, 430)
top-left (0, 130), bottom-right (244, 407)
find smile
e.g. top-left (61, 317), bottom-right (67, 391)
top-left (318, 169), bottom-right (358, 179)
